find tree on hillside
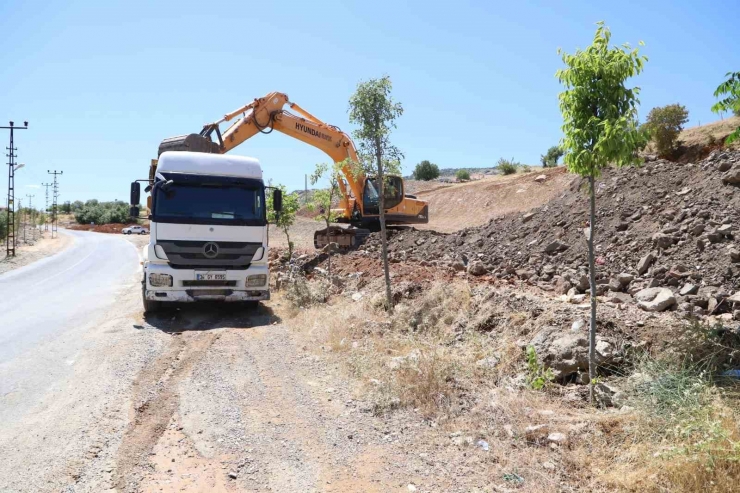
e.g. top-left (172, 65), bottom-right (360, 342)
top-left (712, 71), bottom-right (740, 144)
top-left (455, 169), bottom-right (471, 181)
top-left (541, 146), bottom-right (564, 167)
top-left (413, 160), bottom-right (440, 181)
top-left (556, 21), bottom-right (648, 404)
top-left (309, 162), bottom-right (343, 280)
top-left (348, 76), bottom-right (404, 311)
top-left (644, 104), bottom-right (689, 157)
top-left (267, 184), bottom-right (300, 260)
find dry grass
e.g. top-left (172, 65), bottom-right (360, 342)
top-left (274, 279), bottom-right (740, 491)
top-left (679, 115), bottom-right (740, 148)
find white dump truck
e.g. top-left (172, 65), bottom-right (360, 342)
top-left (130, 151), bottom-right (282, 313)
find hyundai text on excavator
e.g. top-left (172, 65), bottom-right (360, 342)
top-left (153, 92), bottom-right (429, 248)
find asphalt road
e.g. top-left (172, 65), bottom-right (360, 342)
top-left (0, 230), bottom-right (140, 420)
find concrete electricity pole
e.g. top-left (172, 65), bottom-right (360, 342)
top-left (2, 121), bottom-right (28, 256)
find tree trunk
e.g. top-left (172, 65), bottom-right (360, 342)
top-left (376, 138), bottom-right (393, 311)
top-left (588, 175), bottom-right (597, 404)
top-left (325, 218), bottom-right (331, 280)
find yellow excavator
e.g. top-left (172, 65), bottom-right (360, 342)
top-left (151, 92), bottom-right (429, 248)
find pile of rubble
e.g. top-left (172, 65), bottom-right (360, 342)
top-left (356, 149), bottom-right (740, 319)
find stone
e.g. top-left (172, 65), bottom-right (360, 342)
top-left (544, 240), bottom-right (570, 254)
top-left (228, 471), bottom-right (238, 479)
top-left (452, 260), bottom-right (466, 271)
top-left (635, 287), bottom-right (676, 312)
top-left (721, 167), bottom-right (740, 185)
top-left (617, 273), bottom-right (634, 286)
top-left (652, 233), bottom-right (676, 249)
top-left (476, 356), bottom-right (500, 369)
top-left (691, 223), bottom-right (706, 236)
top-left (467, 260), bottom-right (488, 276)
top-left (718, 224), bottom-right (734, 236)
top-left (534, 174), bottom-right (547, 183)
top-left (577, 274), bottom-right (590, 292)
top-left (718, 160), bottom-right (733, 172)
top-left (594, 382), bottom-right (621, 407)
top-left (637, 253), bottom-right (655, 275)
top-left (679, 284), bottom-right (699, 296)
top-left (615, 222), bottom-right (629, 232)
top-left (553, 276), bottom-right (572, 295)
top-left (547, 432), bottom-right (568, 445)
top-left (608, 278), bottom-right (623, 292)
top-left (522, 212), bottom-right (535, 223)
top-left (731, 249), bottom-right (740, 263)
top-left (351, 292), bottom-right (364, 302)
top-left (530, 327), bottom-right (619, 380)
top-left (606, 292), bottom-right (632, 304)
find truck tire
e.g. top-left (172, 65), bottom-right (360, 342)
top-left (142, 279), bottom-right (160, 313)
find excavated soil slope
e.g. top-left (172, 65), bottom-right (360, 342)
top-left (343, 150), bottom-right (740, 316)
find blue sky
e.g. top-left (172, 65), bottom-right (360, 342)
top-left (1, 0), bottom-right (738, 204)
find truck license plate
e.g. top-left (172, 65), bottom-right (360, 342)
top-left (196, 272), bottom-right (226, 281)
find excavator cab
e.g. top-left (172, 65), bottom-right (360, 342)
top-left (361, 176), bottom-right (404, 215)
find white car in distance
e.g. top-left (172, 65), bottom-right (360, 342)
top-left (122, 225), bottom-right (149, 235)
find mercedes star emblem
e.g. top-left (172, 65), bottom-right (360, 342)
top-left (203, 242), bottom-right (219, 259)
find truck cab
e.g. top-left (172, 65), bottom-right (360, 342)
top-left (133, 151), bottom-right (281, 313)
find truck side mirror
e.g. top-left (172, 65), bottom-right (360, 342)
top-left (130, 182), bottom-right (141, 206)
top-left (273, 189), bottom-right (283, 214)
top-left (129, 206), bottom-right (140, 218)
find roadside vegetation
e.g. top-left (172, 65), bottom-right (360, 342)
top-left (73, 200), bottom-right (131, 225)
top-left (540, 145), bottom-right (564, 167)
top-left (267, 184), bottom-right (300, 260)
top-left (455, 169), bottom-right (470, 181)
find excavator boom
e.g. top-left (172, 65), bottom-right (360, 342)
top-left (154, 92), bottom-right (429, 248)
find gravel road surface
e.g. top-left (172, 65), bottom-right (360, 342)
top-left (0, 230), bottom-right (440, 492)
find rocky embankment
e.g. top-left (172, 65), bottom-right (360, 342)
top-left (358, 150), bottom-right (740, 320)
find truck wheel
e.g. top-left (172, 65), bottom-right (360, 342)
top-left (142, 281), bottom-right (160, 313)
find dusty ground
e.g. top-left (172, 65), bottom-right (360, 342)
top-left (0, 228), bottom-right (74, 275)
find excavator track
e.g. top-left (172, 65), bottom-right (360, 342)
top-left (314, 226), bottom-right (370, 250)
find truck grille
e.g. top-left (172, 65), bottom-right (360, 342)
top-left (158, 240), bottom-right (262, 269)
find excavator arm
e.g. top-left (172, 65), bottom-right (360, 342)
top-left (154, 92), bottom-right (429, 246)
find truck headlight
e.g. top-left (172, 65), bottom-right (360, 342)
top-left (246, 274), bottom-right (267, 287)
top-left (149, 273), bottom-right (173, 287)
top-left (154, 245), bottom-right (168, 260)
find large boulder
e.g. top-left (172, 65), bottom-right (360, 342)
top-left (544, 240), bottom-right (570, 254)
top-left (634, 287), bottom-right (676, 312)
top-left (467, 260), bottom-right (488, 276)
top-left (530, 326), bottom-right (618, 380)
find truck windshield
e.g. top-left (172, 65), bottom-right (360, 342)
top-left (153, 183), bottom-right (265, 226)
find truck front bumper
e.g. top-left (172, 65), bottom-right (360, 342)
top-left (144, 289), bottom-right (269, 302)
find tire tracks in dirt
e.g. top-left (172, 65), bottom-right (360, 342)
top-left (113, 313), bottom-right (223, 492)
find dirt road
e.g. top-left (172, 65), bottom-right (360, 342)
top-left (0, 231), bottom-right (437, 492)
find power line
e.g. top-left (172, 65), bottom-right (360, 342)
top-left (48, 170), bottom-right (62, 239)
top-left (2, 120), bottom-right (28, 257)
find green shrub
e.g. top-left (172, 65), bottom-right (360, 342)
top-left (413, 160), bottom-right (440, 181)
top-left (455, 169), bottom-right (470, 181)
top-left (540, 146), bottom-right (564, 167)
top-left (0, 215), bottom-right (6, 241)
top-left (74, 200), bottom-right (130, 224)
top-left (644, 104), bottom-right (690, 157)
top-left (497, 157), bottom-right (519, 175)
top-left (525, 346), bottom-right (554, 390)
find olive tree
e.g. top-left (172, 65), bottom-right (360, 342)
top-left (556, 22), bottom-right (648, 403)
top-left (349, 76), bottom-right (403, 311)
top-left (712, 71), bottom-right (740, 144)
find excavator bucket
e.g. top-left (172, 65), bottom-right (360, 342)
top-left (314, 226), bottom-right (370, 250)
top-left (158, 133), bottom-right (221, 156)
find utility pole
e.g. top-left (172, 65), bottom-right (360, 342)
top-left (42, 182), bottom-right (52, 231)
top-left (48, 170), bottom-right (63, 239)
top-left (2, 120), bottom-right (28, 256)
top-left (26, 194), bottom-right (34, 242)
